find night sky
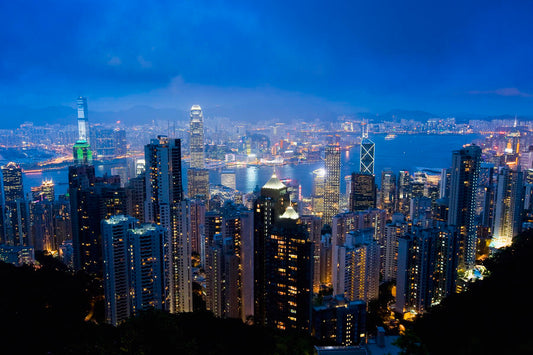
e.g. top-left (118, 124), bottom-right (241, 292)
top-left (1, 0), bottom-right (533, 119)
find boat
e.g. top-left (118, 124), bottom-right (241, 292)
top-left (385, 133), bottom-right (397, 140)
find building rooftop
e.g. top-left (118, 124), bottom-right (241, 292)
top-left (262, 174), bottom-right (286, 190)
top-left (280, 205), bottom-right (299, 220)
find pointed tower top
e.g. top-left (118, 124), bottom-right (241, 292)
top-left (280, 205), bottom-right (299, 220)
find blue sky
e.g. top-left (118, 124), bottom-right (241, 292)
top-left (1, 0), bottom-right (533, 119)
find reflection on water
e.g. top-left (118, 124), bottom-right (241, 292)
top-left (23, 134), bottom-right (480, 198)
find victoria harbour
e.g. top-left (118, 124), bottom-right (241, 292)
top-left (22, 133), bottom-right (480, 197)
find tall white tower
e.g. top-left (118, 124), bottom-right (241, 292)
top-left (189, 105), bottom-right (205, 169)
top-left (77, 97), bottom-right (89, 143)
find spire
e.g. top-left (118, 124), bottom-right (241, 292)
top-left (362, 120), bottom-right (368, 139)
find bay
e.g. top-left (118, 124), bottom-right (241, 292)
top-left (23, 134), bottom-right (480, 198)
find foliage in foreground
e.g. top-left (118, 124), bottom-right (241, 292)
top-left (398, 229), bottom-right (533, 354)
top-left (0, 260), bottom-right (315, 355)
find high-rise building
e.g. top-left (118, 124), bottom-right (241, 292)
top-left (397, 170), bottom-right (411, 216)
top-left (332, 229), bottom-right (380, 304)
top-left (31, 179), bottom-right (55, 202)
top-left (102, 215), bottom-right (166, 326)
top-left (144, 136), bottom-right (183, 224)
top-left (187, 168), bottom-right (210, 200)
top-left (189, 199), bottom-right (206, 255)
top-left (77, 97), bottom-right (89, 143)
top-left (2, 162), bottom-right (24, 203)
top-left (324, 144), bottom-right (341, 225)
top-left (492, 166), bottom-right (524, 248)
top-left (125, 175), bottom-right (145, 223)
top-left (1, 163), bottom-right (28, 247)
top-left (300, 215), bottom-right (323, 292)
top-left (312, 296), bottom-right (366, 346)
top-left (360, 125), bottom-right (375, 175)
top-left (379, 169), bottom-right (396, 215)
top-left (204, 203), bottom-right (250, 320)
top-left (382, 214), bottom-right (408, 283)
top-left (91, 128), bottom-right (117, 160)
top-left (395, 224), bottom-right (459, 314)
top-left (102, 215), bottom-right (137, 326)
top-left (447, 145), bottom-right (481, 271)
top-left (311, 168), bottom-right (326, 216)
top-left (143, 136), bottom-right (192, 313)
top-left (253, 175), bottom-right (291, 326)
top-left (72, 140), bottom-right (93, 165)
top-left (263, 206), bottom-right (313, 332)
top-left (69, 165), bottom-right (126, 274)
top-left (189, 105), bottom-right (205, 169)
top-left (349, 173), bottom-right (376, 212)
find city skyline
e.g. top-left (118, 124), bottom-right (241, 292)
top-left (1, 2), bottom-right (533, 353)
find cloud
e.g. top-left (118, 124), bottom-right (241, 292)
top-left (469, 88), bottom-right (533, 97)
top-left (107, 56), bottom-right (122, 66)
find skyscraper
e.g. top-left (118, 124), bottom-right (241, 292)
top-left (253, 175), bottom-right (291, 325)
top-left (360, 124), bottom-right (375, 175)
top-left (332, 229), bottom-right (380, 304)
top-left (492, 166), bottom-right (524, 248)
top-left (188, 105), bottom-right (209, 203)
top-left (349, 173), bottom-right (376, 212)
top-left (144, 136), bottom-right (183, 225)
top-left (102, 215), bottom-right (166, 326)
top-left (143, 136), bottom-right (192, 313)
top-left (189, 105), bottom-right (205, 169)
top-left (447, 144), bottom-right (481, 271)
top-left (395, 224), bottom-right (459, 314)
top-left (69, 165), bottom-right (126, 274)
top-left (2, 162), bottom-right (24, 203)
top-left (187, 168), bottom-right (210, 200)
top-left (324, 144), bottom-right (341, 225)
top-left (311, 168), bottom-right (325, 216)
top-left (263, 206), bottom-right (313, 332)
top-left (379, 169), bottom-right (396, 215)
top-left (77, 97), bottom-right (89, 143)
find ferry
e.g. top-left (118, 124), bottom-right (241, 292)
top-left (384, 133), bottom-right (397, 140)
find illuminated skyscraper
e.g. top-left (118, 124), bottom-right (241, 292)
top-left (189, 105), bottom-right (205, 169)
top-left (311, 168), bottom-right (325, 216)
top-left (349, 173), bottom-right (376, 212)
top-left (77, 97), bottom-right (89, 143)
top-left (1, 162), bottom-right (24, 203)
top-left (492, 166), bottom-right (523, 248)
top-left (324, 144), bottom-right (341, 225)
top-left (69, 166), bottom-right (126, 274)
top-left (395, 224), bottom-right (459, 314)
top-left (262, 206), bottom-right (313, 332)
top-left (253, 175), bottom-right (291, 325)
top-left (143, 136), bottom-right (192, 313)
top-left (187, 168), bottom-right (210, 200)
top-left (360, 124), bottom-right (375, 175)
top-left (397, 170), bottom-right (411, 215)
top-left (102, 216), bottom-right (166, 326)
top-left (447, 144), bottom-right (481, 271)
top-left (379, 169), bottom-right (396, 215)
top-left (73, 140), bottom-right (92, 165)
top-left (333, 229), bottom-right (379, 304)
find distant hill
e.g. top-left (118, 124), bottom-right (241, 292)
top-left (0, 104), bottom-right (531, 128)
